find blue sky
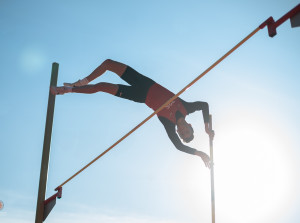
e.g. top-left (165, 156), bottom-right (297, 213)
top-left (0, 0), bottom-right (300, 223)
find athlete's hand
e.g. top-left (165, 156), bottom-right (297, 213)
top-left (205, 125), bottom-right (215, 140)
top-left (195, 151), bottom-right (211, 169)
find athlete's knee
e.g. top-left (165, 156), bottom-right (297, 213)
top-left (102, 59), bottom-right (113, 68)
top-left (102, 59), bottom-right (127, 76)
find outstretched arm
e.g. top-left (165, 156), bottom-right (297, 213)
top-left (159, 117), bottom-right (210, 168)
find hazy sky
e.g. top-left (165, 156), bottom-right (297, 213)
top-left (0, 1), bottom-right (300, 223)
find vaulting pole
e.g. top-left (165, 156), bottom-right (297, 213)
top-left (209, 115), bottom-right (215, 223)
top-left (35, 63), bottom-right (59, 223)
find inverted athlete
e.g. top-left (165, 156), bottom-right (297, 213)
top-left (51, 59), bottom-right (214, 168)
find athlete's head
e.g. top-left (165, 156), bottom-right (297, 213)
top-left (176, 120), bottom-right (194, 143)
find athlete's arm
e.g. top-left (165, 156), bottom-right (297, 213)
top-left (180, 99), bottom-right (209, 122)
top-left (159, 117), bottom-right (211, 167)
top-left (158, 117), bottom-right (197, 155)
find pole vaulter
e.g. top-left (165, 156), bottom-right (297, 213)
top-left (35, 4), bottom-right (300, 223)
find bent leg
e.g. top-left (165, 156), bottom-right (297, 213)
top-left (86, 59), bottom-right (127, 82)
top-left (65, 59), bottom-right (128, 87)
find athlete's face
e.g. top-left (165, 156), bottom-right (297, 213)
top-left (177, 122), bottom-right (194, 142)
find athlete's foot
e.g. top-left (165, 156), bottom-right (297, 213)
top-left (50, 86), bottom-right (72, 95)
top-left (63, 78), bottom-right (89, 87)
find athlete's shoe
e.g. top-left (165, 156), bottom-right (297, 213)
top-left (50, 86), bottom-right (72, 95)
top-left (63, 78), bottom-right (89, 87)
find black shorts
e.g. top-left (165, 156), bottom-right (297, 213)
top-left (115, 66), bottom-right (155, 103)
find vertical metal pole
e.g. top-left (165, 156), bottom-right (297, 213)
top-left (35, 63), bottom-right (59, 223)
top-left (209, 114), bottom-right (215, 223)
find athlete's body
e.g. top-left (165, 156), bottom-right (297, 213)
top-left (51, 59), bottom-right (214, 168)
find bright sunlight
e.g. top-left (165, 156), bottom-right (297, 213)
top-left (214, 111), bottom-right (297, 223)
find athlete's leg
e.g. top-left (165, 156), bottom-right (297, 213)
top-left (72, 82), bottom-right (118, 95)
top-left (56, 59), bottom-right (155, 103)
top-left (51, 82), bottom-right (118, 95)
top-left (51, 82), bottom-right (145, 104)
top-left (64, 59), bottom-right (127, 87)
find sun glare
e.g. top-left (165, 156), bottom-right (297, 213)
top-left (214, 113), bottom-right (297, 223)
